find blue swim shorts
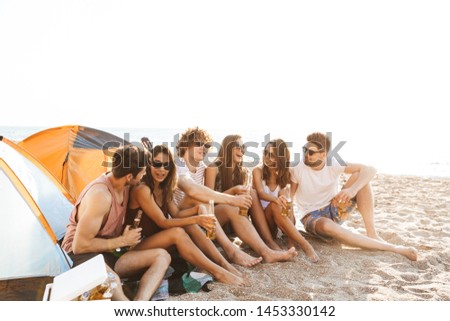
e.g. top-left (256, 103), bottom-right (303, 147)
top-left (300, 198), bottom-right (357, 241)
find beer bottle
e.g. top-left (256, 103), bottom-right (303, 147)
top-left (88, 272), bottom-right (117, 300)
top-left (131, 210), bottom-right (143, 229)
top-left (281, 184), bottom-right (292, 217)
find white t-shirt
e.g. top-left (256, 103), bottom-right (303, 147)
top-left (173, 158), bottom-right (206, 206)
top-left (291, 159), bottom-right (345, 218)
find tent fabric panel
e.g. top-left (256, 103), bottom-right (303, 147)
top-left (0, 141), bottom-right (73, 240)
top-left (0, 166), bottom-right (71, 280)
top-left (67, 149), bottom-right (113, 200)
top-left (17, 126), bottom-right (70, 178)
top-left (7, 136), bottom-right (75, 204)
top-left (0, 158), bottom-right (56, 243)
top-left (73, 126), bottom-right (126, 149)
top-left (18, 125), bottom-right (128, 201)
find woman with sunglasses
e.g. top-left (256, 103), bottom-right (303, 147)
top-left (205, 135), bottom-right (298, 263)
top-left (253, 139), bottom-right (319, 262)
top-left (126, 144), bottom-right (246, 286)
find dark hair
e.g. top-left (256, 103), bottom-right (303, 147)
top-left (142, 144), bottom-right (177, 205)
top-left (212, 134), bottom-right (244, 192)
top-left (262, 139), bottom-right (291, 189)
top-left (176, 127), bottom-right (213, 157)
top-left (112, 145), bottom-right (147, 178)
top-left (306, 132), bottom-right (331, 153)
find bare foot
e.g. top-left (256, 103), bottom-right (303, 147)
top-left (262, 247), bottom-right (298, 263)
top-left (213, 269), bottom-right (248, 286)
top-left (302, 243), bottom-right (320, 263)
top-left (228, 248), bottom-right (263, 267)
top-left (395, 246), bottom-right (418, 261)
top-left (220, 260), bottom-right (243, 277)
top-left (367, 232), bottom-right (385, 242)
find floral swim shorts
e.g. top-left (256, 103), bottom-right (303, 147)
top-left (300, 197), bottom-right (357, 241)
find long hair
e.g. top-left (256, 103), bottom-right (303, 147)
top-left (142, 144), bottom-right (177, 205)
top-left (213, 134), bottom-right (245, 192)
top-left (262, 139), bottom-right (291, 189)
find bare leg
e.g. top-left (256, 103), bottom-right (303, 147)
top-left (315, 218), bottom-right (418, 261)
top-left (215, 204), bottom-right (298, 263)
top-left (263, 204), bottom-right (278, 239)
top-left (135, 228), bottom-right (246, 286)
top-left (212, 219), bottom-right (263, 267)
top-left (344, 173), bottom-right (380, 240)
top-left (178, 196), bottom-right (262, 268)
top-left (249, 189), bottom-right (282, 250)
top-left (115, 248), bottom-right (171, 301)
top-left (183, 224), bottom-right (243, 276)
top-left (269, 203), bottom-right (319, 262)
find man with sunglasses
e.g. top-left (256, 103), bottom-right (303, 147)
top-left (172, 127), bottom-right (263, 267)
top-left (291, 132), bottom-right (418, 261)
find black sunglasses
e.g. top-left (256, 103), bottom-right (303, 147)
top-left (302, 145), bottom-right (324, 156)
top-left (231, 142), bottom-right (246, 152)
top-left (151, 160), bottom-right (172, 170)
top-left (192, 141), bottom-right (212, 149)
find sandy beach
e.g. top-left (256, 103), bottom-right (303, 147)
top-left (170, 174), bottom-right (450, 301)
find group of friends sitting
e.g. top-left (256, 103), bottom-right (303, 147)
top-left (61, 127), bottom-right (418, 300)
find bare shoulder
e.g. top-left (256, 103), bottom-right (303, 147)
top-left (84, 184), bottom-right (111, 203)
top-left (252, 165), bottom-right (262, 176)
top-left (133, 183), bottom-right (152, 200)
top-left (78, 184), bottom-right (112, 219)
top-left (133, 183), bottom-right (151, 194)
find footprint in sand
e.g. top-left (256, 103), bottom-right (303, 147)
top-left (404, 286), bottom-right (435, 300)
top-left (399, 273), bottom-right (420, 282)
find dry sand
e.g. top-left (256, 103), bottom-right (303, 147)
top-left (170, 174), bottom-right (450, 301)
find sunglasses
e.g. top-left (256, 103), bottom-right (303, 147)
top-left (192, 141), bottom-right (212, 149)
top-left (151, 160), bottom-right (172, 170)
top-left (302, 145), bottom-right (324, 156)
top-left (231, 142), bottom-right (246, 152)
top-left (264, 149), bottom-right (276, 158)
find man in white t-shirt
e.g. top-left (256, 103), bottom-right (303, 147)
top-left (291, 132), bottom-right (417, 261)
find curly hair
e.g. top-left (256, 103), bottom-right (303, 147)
top-left (306, 132), bottom-right (331, 153)
top-left (176, 127), bottom-right (213, 157)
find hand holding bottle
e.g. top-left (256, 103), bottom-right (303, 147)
top-left (198, 201), bottom-right (216, 240)
top-left (122, 225), bottom-right (142, 247)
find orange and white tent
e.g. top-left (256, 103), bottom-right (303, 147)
top-left (0, 137), bottom-right (72, 281)
top-left (18, 125), bottom-right (129, 202)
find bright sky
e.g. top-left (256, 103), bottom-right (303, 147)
top-left (0, 1), bottom-right (449, 160)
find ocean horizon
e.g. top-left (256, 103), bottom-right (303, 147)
top-left (1, 125), bottom-right (449, 178)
